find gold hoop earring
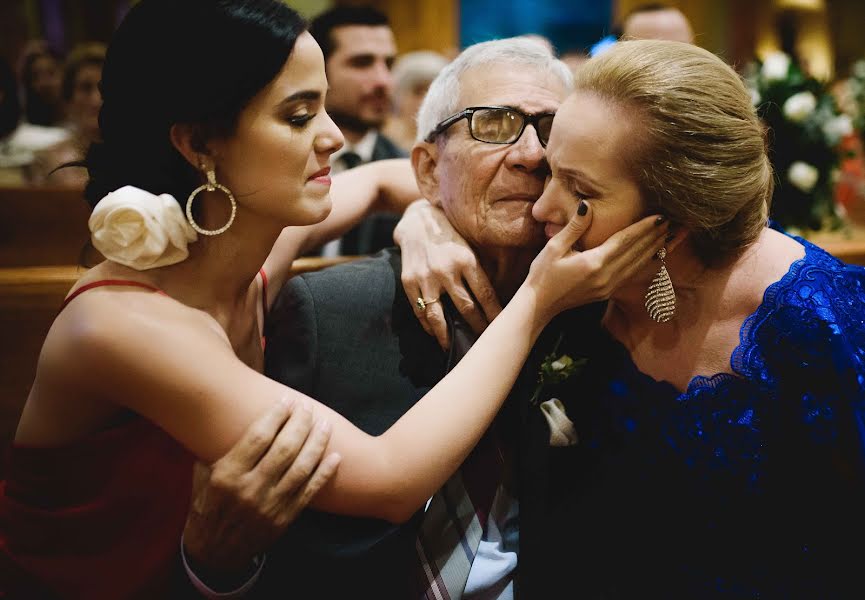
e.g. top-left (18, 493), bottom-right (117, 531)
top-left (186, 168), bottom-right (236, 236)
top-left (645, 247), bottom-right (676, 323)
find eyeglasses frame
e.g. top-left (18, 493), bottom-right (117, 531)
top-left (424, 105), bottom-right (555, 147)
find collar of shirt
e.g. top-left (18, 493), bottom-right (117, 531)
top-left (331, 129), bottom-right (378, 173)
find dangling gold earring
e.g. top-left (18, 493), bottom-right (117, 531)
top-left (186, 167), bottom-right (237, 236)
top-left (645, 247), bottom-right (676, 323)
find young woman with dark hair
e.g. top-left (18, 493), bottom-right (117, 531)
top-left (0, 1), bottom-right (668, 596)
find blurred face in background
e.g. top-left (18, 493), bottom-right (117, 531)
top-left (324, 24), bottom-right (396, 135)
top-left (29, 54), bottom-right (62, 100)
top-left (622, 8), bottom-right (694, 44)
top-left (68, 63), bottom-right (103, 138)
top-left (395, 79), bottom-right (432, 122)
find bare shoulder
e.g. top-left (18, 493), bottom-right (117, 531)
top-left (18, 279), bottom-right (231, 444)
top-left (40, 279), bottom-right (227, 388)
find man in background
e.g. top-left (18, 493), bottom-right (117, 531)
top-left (308, 6), bottom-right (406, 256)
top-left (621, 3), bottom-right (694, 44)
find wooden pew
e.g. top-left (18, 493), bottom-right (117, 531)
top-left (0, 186), bottom-right (102, 267)
top-left (2, 183), bottom-right (865, 466)
top-left (0, 257), bottom-right (358, 468)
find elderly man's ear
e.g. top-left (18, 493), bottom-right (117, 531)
top-left (411, 142), bottom-right (443, 207)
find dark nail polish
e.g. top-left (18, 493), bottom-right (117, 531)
top-left (655, 215), bottom-right (667, 226)
top-left (665, 233), bottom-right (676, 243)
top-left (577, 200), bottom-right (588, 216)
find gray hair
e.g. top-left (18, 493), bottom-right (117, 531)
top-left (415, 37), bottom-right (574, 143)
top-left (392, 50), bottom-right (450, 94)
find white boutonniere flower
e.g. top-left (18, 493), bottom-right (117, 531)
top-left (540, 398), bottom-right (578, 447)
top-left (89, 185), bottom-right (198, 270)
top-left (530, 334), bottom-right (587, 447)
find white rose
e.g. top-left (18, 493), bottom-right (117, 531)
top-left (783, 92), bottom-right (817, 123)
top-left (89, 185), bottom-right (197, 270)
top-left (540, 398), bottom-right (578, 447)
top-left (788, 161), bottom-right (820, 193)
top-left (761, 52), bottom-right (791, 82)
top-left (822, 114), bottom-right (854, 145)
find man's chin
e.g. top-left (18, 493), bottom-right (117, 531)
top-left (484, 229), bottom-right (546, 250)
top-left (358, 113), bottom-right (387, 130)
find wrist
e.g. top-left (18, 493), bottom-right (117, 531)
top-left (182, 539), bottom-right (264, 595)
top-left (509, 285), bottom-right (552, 340)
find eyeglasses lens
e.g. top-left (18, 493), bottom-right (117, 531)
top-left (472, 108), bottom-right (523, 143)
top-left (537, 115), bottom-right (553, 146)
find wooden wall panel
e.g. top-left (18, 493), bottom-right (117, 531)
top-left (336, 0), bottom-right (458, 55)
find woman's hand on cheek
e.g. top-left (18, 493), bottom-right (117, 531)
top-left (526, 202), bottom-right (669, 321)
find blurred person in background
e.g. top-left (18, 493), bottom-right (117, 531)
top-left (0, 57), bottom-right (67, 185)
top-left (308, 6), bottom-right (405, 256)
top-left (382, 50), bottom-right (449, 152)
top-left (559, 49), bottom-right (590, 74)
top-left (29, 43), bottom-right (106, 187)
top-left (18, 41), bottom-right (66, 127)
top-left (620, 3), bottom-right (694, 44)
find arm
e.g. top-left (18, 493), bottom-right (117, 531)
top-left (394, 199), bottom-right (503, 349)
top-left (65, 206), bottom-right (668, 524)
top-left (262, 159), bottom-right (419, 302)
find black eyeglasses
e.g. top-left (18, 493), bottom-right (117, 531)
top-left (424, 106), bottom-right (555, 147)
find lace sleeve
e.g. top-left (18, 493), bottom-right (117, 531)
top-left (744, 254), bottom-right (865, 594)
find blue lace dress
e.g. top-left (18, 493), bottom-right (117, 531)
top-left (547, 237), bottom-right (865, 599)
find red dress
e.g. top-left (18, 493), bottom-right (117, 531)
top-left (0, 417), bottom-right (194, 598)
top-left (0, 273), bottom-right (269, 598)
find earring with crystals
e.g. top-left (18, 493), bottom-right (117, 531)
top-left (185, 166), bottom-right (237, 236)
top-left (645, 247), bottom-right (676, 323)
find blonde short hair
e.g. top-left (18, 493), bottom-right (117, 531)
top-left (574, 40), bottom-right (772, 265)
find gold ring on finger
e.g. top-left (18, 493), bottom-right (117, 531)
top-left (416, 297), bottom-right (440, 311)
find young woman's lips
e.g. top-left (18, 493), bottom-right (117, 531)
top-left (308, 166), bottom-right (332, 185)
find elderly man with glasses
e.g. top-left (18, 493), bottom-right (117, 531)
top-left (181, 38), bottom-right (596, 599)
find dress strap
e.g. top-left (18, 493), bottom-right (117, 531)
top-left (60, 280), bottom-right (167, 313)
top-left (258, 268), bottom-right (268, 350)
top-left (259, 268), bottom-right (269, 318)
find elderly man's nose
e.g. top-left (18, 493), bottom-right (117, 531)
top-left (507, 124), bottom-right (546, 172)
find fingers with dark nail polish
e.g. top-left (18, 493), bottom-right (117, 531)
top-left (577, 200), bottom-right (588, 216)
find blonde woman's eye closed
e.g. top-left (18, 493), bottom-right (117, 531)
top-left (569, 186), bottom-right (590, 201)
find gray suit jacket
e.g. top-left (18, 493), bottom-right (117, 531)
top-left (256, 250), bottom-right (440, 598)
top-left (257, 249), bottom-right (606, 598)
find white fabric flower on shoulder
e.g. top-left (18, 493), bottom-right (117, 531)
top-left (89, 185), bottom-right (198, 270)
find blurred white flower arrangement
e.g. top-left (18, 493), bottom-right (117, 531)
top-left (744, 51), bottom-right (850, 232)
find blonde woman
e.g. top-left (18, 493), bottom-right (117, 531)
top-left (399, 40), bottom-right (865, 597)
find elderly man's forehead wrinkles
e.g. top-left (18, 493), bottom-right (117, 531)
top-left (457, 65), bottom-right (566, 116)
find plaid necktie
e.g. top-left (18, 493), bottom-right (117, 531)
top-left (414, 314), bottom-right (505, 599)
